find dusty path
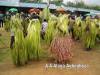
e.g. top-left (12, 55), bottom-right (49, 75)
top-left (0, 42), bottom-right (100, 75)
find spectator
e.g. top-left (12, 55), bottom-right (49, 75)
top-left (0, 13), bottom-right (4, 28)
top-left (10, 28), bottom-right (15, 49)
top-left (41, 19), bottom-right (48, 39)
top-left (30, 12), bottom-right (40, 20)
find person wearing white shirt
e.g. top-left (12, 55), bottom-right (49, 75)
top-left (41, 19), bottom-right (48, 39)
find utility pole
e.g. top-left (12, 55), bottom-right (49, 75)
top-left (47, 0), bottom-right (50, 7)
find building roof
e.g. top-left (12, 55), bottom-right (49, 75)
top-left (0, 1), bottom-right (100, 13)
top-left (0, 1), bottom-right (19, 7)
top-left (19, 3), bottom-right (57, 9)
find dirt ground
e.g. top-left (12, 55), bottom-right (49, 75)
top-left (0, 28), bottom-right (100, 75)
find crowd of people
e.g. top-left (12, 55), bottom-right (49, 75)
top-left (1, 10), bottom-right (99, 50)
top-left (0, 8), bottom-right (100, 64)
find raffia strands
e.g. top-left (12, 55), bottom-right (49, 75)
top-left (49, 36), bottom-right (73, 64)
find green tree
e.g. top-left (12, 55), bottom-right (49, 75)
top-left (66, 0), bottom-right (100, 10)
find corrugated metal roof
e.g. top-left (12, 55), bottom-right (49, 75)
top-left (0, 1), bottom-right (19, 6)
top-left (19, 3), bottom-right (47, 8)
top-left (19, 3), bottom-right (58, 9)
top-left (49, 4), bottom-right (57, 9)
top-left (0, 1), bottom-right (57, 9)
top-left (62, 5), bottom-right (100, 13)
top-left (0, 1), bottom-right (100, 13)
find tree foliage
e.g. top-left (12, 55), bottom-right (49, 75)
top-left (66, 1), bottom-right (100, 11)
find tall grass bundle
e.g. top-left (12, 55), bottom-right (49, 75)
top-left (11, 29), bottom-right (27, 66)
top-left (26, 19), bottom-right (41, 60)
top-left (57, 14), bottom-right (69, 35)
top-left (82, 20), bottom-right (97, 49)
top-left (4, 18), bottom-right (11, 31)
top-left (45, 15), bottom-right (57, 44)
top-left (4, 14), bottom-right (23, 32)
top-left (73, 17), bottom-right (83, 40)
top-left (42, 6), bottom-right (50, 21)
top-left (96, 20), bottom-right (100, 41)
top-left (10, 14), bottom-right (22, 30)
top-left (21, 18), bottom-right (29, 37)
